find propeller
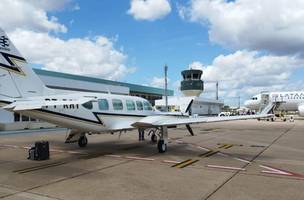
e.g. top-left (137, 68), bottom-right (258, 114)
top-left (185, 99), bottom-right (193, 114)
top-left (186, 124), bottom-right (194, 136)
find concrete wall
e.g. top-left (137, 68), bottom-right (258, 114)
top-left (155, 96), bottom-right (223, 115)
top-left (0, 109), bottom-right (13, 123)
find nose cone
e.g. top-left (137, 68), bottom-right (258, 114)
top-left (244, 100), bottom-right (259, 110)
top-left (244, 100), bottom-right (251, 108)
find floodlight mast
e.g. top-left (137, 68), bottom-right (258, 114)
top-left (164, 65), bottom-right (168, 112)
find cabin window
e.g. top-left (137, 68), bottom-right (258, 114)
top-left (112, 99), bottom-right (123, 110)
top-left (98, 99), bottom-right (109, 110)
top-left (143, 101), bottom-right (153, 111)
top-left (126, 100), bottom-right (136, 111)
top-left (136, 101), bottom-right (143, 110)
top-left (82, 101), bottom-right (93, 110)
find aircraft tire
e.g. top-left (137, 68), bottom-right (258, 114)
top-left (151, 134), bottom-right (157, 143)
top-left (78, 135), bottom-right (88, 148)
top-left (157, 140), bottom-right (167, 153)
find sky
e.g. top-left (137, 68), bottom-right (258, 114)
top-left (1, 0), bottom-right (304, 106)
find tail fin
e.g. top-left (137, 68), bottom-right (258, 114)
top-left (0, 28), bottom-right (51, 99)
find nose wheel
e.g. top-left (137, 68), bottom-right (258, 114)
top-left (78, 135), bottom-right (88, 148)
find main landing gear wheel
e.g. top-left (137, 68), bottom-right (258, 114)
top-left (78, 135), bottom-right (88, 148)
top-left (157, 140), bottom-right (167, 153)
top-left (151, 134), bottom-right (157, 143)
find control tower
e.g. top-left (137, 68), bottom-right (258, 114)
top-left (181, 69), bottom-right (204, 97)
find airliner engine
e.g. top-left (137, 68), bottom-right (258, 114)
top-left (298, 105), bottom-right (304, 116)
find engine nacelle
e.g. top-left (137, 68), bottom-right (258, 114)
top-left (298, 105), bottom-right (304, 116)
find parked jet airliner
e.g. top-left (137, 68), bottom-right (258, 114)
top-left (244, 92), bottom-right (304, 116)
top-left (0, 28), bottom-right (271, 153)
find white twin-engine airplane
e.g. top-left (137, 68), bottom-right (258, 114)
top-left (245, 92), bottom-right (304, 116)
top-left (0, 28), bottom-right (271, 153)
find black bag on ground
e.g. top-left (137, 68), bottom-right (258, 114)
top-left (28, 141), bottom-right (50, 160)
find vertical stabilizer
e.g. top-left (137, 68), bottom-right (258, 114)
top-left (0, 28), bottom-right (51, 98)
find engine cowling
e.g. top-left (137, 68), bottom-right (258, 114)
top-left (298, 105), bottom-right (304, 116)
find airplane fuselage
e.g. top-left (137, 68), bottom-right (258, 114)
top-left (1, 93), bottom-right (157, 133)
top-left (244, 91), bottom-right (304, 115)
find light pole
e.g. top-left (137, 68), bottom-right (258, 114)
top-left (164, 65), bottom-right (168, 112)
top-left (216, 81), bottom-right (219, 100)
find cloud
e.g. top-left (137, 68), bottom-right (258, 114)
top-left (28, 0), bottom-right (73, 11)
top-left (151, 76), bottom-right (170, 88)
top-left (187, 51), bottom-right (304, 100)
top-left (128, 0), bottom-right (171, 21)
top-left (180, 0), bottom-right (304, 55)
top-left (0, 0), bottom-right (135, 80)
top-left (189, 61), bottom-right (205, 70)
top-left (0, 0), bottom-right (69, 33)
top-left (10, 29), bottom-right (135, 80)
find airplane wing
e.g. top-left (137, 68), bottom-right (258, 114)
top-left (2, 97), bottom-right (93, 111)
top-left (132, 113), bottom-right (273, 128)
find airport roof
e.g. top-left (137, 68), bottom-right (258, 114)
top-left (34, 68), bottom-right (174, 96)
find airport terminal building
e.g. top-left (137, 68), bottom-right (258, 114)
top-left (0, 69), bottom-right (174, 128)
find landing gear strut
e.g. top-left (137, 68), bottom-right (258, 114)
top-left (157, 126), bottom-right (168, 153)
top-left (78, 135), bottom-right (88, 148)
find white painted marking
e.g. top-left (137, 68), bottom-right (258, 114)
top-left (162, 160), bottom-right (181, 164)
top-left (217, 152), bottom-right (229, 157)
top-left (125, 156), bottom-right (154, 161)
top-left (105, 155), bottom-right (122, 158)
top-left (196, 146), bottom-right (210, 151)
top-left (3, 144), bottom-right (18, 148)
top-left (207, 165), bottom-right (246, 171)
top-left (1, 144), bottom-right (86, 155)
top-left (234, 157), bottom-right (251, 164)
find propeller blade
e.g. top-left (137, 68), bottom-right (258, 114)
top-left (185, 99), bottom-right (193, 114)
top-left (186, 124), bottom-right (194, 136)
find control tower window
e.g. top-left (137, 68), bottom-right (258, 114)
top-left (193, 74), bottom-right (199, 79)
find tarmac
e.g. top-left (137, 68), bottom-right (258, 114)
top-left (0, 119), bottom-right (303, 200)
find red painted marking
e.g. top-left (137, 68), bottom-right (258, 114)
top-left (207, 164), bottom-right (246, 171)
top-left (260, 165), bottom-right (304, 179)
